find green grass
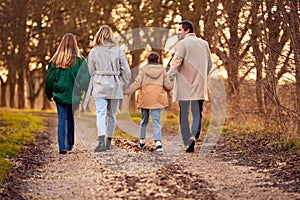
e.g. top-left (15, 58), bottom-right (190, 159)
top-left (0, 109), bottom-right (45, 182)
top-left (114, 129), bottom-right (137, 139)
top-left (222, 116), bottom-right (300, 154)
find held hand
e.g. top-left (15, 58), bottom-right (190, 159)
top-left (46, 96), bottom-right (54, 101)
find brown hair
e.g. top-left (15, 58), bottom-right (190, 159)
top-left (179, 20), bottom-right (194, 33)
top-left (51, 33), bottom-right (82, 69)
top-left (147, 52), bottom-right (160, 64)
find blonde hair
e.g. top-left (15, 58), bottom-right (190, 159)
top-left (92, 25), bottom-right (115, 47)
top-left (51, 33), bottom-right (82, 69)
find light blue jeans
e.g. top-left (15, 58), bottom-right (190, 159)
top-left (140, 108), bottom-right (161, 141)
top-left (94, 98), bottom-right (118, 137)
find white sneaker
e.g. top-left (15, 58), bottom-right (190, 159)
top-left (155, 141), bottom-right (163, 152)
top-left (138, 139), bottom-right (145, 149)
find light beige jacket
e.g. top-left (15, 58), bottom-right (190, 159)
top-left (87, 42), bottom-right (131, 99)
top-left (124, 64), bottom-right (172, 109)
top-left (168, 33), bottom-right (212, 101)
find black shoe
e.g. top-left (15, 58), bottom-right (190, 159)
top-left (186, 137), bottom-right (196, 153)
top-left (95, 145), bottom-right (106, 152)
top-left (138, 143), bottom-right (145, 149)
top-left (59, 151), bottom-right (67, 155)
top-left (106, 137), bottom-right (112, 150)
top-left (67, 146), bottom-right (73, 151)
top-left (95, 135), bottom-right (106, 152)
top-left (138, 139), bottom-right (145, 149)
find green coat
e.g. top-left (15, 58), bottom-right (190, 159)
top-left (46, 57), bottom-right (90, 106)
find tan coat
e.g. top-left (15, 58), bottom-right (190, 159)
top-left (168, 33), bottom-right (212, 101)
top-left (124, 64), bottom-right (172, 109)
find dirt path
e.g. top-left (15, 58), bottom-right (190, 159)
top-left (1, 116), bottom-right (300, 199)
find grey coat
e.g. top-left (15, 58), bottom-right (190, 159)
top-left (87, 42), bottom-right (131, 99)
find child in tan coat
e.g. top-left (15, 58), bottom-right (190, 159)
top-left (124, 52), bottom-right (172, 152)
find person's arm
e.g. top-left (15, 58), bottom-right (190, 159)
top-left (167, 42), bottom-right (184, 81)
top-left (163, 70), bottom-right (173, 91)
top-left (167, 56), bottom-right (183, 82)
top-left (45, 61), bottom-right (56, 101)
top-left (206, 42), bottom-right (213, 75)
top-left (87, 50), bottom-right (95, 76)
top-left (74, 58), bottom-right (91, 96)
top-left (119, 50), bottom-right (131, 90)
top-left (124, 70), bottom-right (143, 95)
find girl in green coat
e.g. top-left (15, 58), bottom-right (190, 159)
top-left (46, 33), bottom-right (90, 154)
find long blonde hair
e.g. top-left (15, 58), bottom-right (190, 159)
top-left (92, 25), bottom-right (115, 47)
top-left (51, 33), bottom-right (82, 69)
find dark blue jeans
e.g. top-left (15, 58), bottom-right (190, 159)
top-left (179, 100), bottom-right (204, 145)
top-left (56, 102), bottom-right (75, 152)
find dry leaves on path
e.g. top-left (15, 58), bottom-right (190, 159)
top-left (0, 116), bottom-right (299, 200)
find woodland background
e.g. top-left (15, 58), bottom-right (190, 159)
top-left (0, 0), bottom-right (299, 135)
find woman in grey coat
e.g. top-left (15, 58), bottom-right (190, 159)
top-left (87, 25), bottom-right (131, 152)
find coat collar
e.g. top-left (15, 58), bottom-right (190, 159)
top-left (185, 33), bottom-right (196, 37)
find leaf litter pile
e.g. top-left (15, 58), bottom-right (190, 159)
top-left (215, 132), bottom-right (300, 193)
top-left (91, 137), bottom-right (216, 199)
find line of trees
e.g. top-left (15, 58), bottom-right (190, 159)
top-left (0, 0), bottom-right (299, 134)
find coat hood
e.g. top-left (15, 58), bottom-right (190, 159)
top-left (142, 64), bottom-right (165, 79)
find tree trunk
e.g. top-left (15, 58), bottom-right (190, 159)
top-left (226, 63), bottom-right (240, 98)
top-left (251, 1), bottom-right (264, 113)
top-left (263, 0), bottom-right (289, 121)
top-left (0, 81), bottom-right (7, 107)
top-left (17, 67), bottom-right (26, 109)
top-left (42, 89), bottom-right (52, 110)
top-left (256, 62), bottom-right (264, 112)
top-left (127, 0), bottom-right (144, 113)
top-left (9, 79), bottom-right (15, 108)
top-left (289, 0), bottom-right (300, 134)
top-left (296, 61), bottom-right (300, 135)
top-left (15, 0), bottom-right (28, 109)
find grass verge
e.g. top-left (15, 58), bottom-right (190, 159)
top-left (222, 119), bottom-right (300, 154)
top-left (0, 109), bottom-right (45, 182)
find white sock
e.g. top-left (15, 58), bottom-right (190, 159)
top-left (140, 139), bottom-right (145, 144)
top-left (156, 141), bottom-right (162, 147)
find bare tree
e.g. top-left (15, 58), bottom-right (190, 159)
top-left (278, 0), bottom-right (300, 134)
top-left (250, 1), bottom-right (265, 113)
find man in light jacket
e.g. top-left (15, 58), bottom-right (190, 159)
top-left (168, 20), bottom-right (212, 152)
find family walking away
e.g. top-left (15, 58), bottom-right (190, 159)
top-left (46, 20), bottom-right (212, 155)
top-left (124, 52), bottom-right (172, 152)
top-left (85, 25), bottom-right (131, 152)
top-left (46, 33), bottom-right (90, 155)
top-left (168, 20), bottom-right (212, 152)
